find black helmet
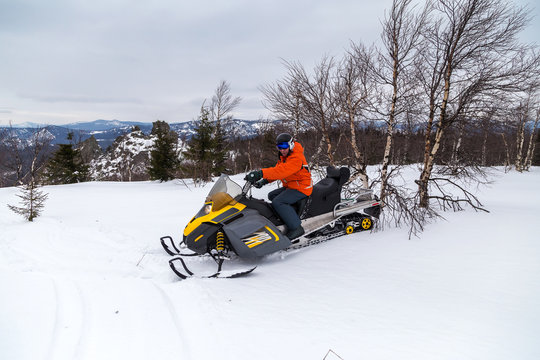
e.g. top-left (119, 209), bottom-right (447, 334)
top-left (275, 133), bottom-right (294, 150)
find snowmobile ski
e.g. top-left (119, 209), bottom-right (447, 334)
top-left (161, 236), bottom-right (209, 257)
top-left (168, 255), bottom-right (256, 279)
top-left (160, 236), bottom-right (183, 256)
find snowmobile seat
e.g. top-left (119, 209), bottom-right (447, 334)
top-left (326, 166), bottom-right (350, 185)
top-left (306, 166), bottom-right (350, 217)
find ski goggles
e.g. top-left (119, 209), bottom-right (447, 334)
top-left (276, 142), bottom-right (290, 149)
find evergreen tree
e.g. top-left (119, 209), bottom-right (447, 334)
top-left (148, 120), bottom-right (180, 181)
top-left (8, 182), bottom-right (48, 221)
top-left (45, 133), bottom-right (89, 184)
top-left (183, 107), bottom-right (215, 183)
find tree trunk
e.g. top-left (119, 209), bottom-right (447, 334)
top-left (380, 123), bottom-right (394, 204)
top-left (500, 132), bottom-right (511, 168)
top-left (418, 32), bottom-right (454, 207)
top-left (523, 109), bottom-right (540, 170)
top-left (481, 129), bottom-right (488, 166)
top-left (321, 116), bottom-right (334, 166)
top-left (348, 116), bottom-right (368, 188)
top-left (419, 125), bottom-right (445, 207)
top-left (247, 141), bottom-right (253, 170)
top-left (418, 96), bottom-right (438, 196)
top-left (515, 113), bottom-right (525, 172)
top-left (452, 121), bottom-right (465, 165)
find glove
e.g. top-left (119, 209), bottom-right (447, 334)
top-left (245, 170), bottom-right (263, 184)
top-left (254, 178), bottom-right (269, 189)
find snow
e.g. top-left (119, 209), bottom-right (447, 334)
top-left (1, 168), bottom-right (539, 360)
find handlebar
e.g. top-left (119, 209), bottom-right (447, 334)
top-left (242, 179), bottom-right (253, 196)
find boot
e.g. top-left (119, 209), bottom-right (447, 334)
top-left (287, 225), bottom-right (305, 240)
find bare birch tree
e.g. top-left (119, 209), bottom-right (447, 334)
top-left (515, 91), bottom-right (540, 171)
top-left (336, 43), bottom-right (376, 188)
top-left (262, 57), bottom-right (340, 166)
top-left (209, 80), bottom-right (242, 124)
top-left (514, 100), bottom-right (530, 172)
top-left (416, 0), bottom-right (538, 208)
top-left (376, 0), bottom-right (430, 205)
top-left (260, 66), bottom-right (306, 136)
top-left (208, 81), bottom-right (241, 174)
top-left (303, 56), bottom-right (341, 165)
top-left (524, 107), bottom-right (540, 169)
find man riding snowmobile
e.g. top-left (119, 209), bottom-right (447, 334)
top-left (245, 133), bottom-right (312, 239)
top-left (161, 165), bottom-right (381, 279)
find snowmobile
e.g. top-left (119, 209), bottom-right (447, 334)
top-left (160, 166), bottom-right (381, 279)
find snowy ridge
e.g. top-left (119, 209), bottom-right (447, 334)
top-left (1, 168), bottom-right (539, 359)
top-left (90, 130), bottom-right (161, 181)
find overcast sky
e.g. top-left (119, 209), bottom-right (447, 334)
top-left (1, 0), bottom-right (538, 126)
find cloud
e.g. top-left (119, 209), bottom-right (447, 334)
top-left (8, 0), bottom-right (537, 126)
top-left (18, 93), bottom-right (142, 105)
top-left (3, 0), bottom-right (385, 126)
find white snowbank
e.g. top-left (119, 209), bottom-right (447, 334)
top-left (1, 169), bottom-right (539, 360)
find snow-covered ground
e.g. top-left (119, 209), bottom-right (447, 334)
top-left (1, 168), bottom-right (539, 360)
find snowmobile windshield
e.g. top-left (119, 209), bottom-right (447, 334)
top-left (202, 174), bottom-right (242, 213)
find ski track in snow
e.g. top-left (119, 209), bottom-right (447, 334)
top-left (149, 281), bottom-right (192, 359)
top-left (73, 283), bottom-right (89, 360)
top-left (45, 278), bottom-right (86, 360)
top-left (45, 278), bottom-right (61, 360)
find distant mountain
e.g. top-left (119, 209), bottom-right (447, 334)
top-left (2, 119), bottom-right (275, 150)
top-left (170, 119), bottom-right (273, 141)
top-left (9, 122), bottom-right (49, 128)
top-left (61, 119), bottom-right (150, 132)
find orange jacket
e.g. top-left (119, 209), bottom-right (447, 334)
top-left (262, 142), bottom-right (313, 196)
